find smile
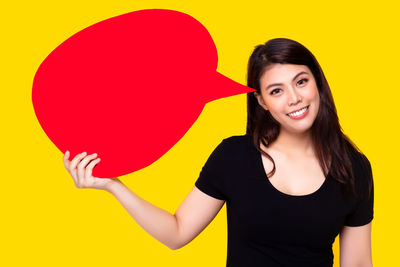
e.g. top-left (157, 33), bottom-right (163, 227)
top-left (287, 106), bottom-right (309, 117)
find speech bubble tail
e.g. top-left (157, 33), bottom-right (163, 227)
top-left (204, 72), bottom-right (256, 103)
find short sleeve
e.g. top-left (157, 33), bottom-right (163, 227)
top-left (344, 154), bottom-right (374, 226)
top-left (195, 139), bottom-right (228, 200)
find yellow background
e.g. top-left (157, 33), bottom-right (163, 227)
top-left (1, 0), bottom-right (398, 266)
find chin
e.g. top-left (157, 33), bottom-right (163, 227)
top-left (291, 128), bottom-right (312, 135)
top-left (283, 123), bottom-right (313, 135)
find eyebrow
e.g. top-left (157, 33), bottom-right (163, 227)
top-left (265, 71), bottom-right (309, 90)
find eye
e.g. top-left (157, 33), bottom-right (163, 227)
top-left (270, 88), bottom-right (282, 95)
top-left (297, 78), bottom-right (308, 86)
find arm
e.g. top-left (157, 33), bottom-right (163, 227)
top-left (339, 222), bottom-right (373, 267)
top-left (108, 181), bottom-right (224, 249)
top-left (63, 151), bottom-right (225, 250)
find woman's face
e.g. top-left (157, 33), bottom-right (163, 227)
top-left (256, 63), bottom-right (320, 135)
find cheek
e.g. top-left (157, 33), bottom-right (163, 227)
top-left (266, 102), bottom-right (288, 123)
top-left (265, 100), bottom-right (284, 114)
top-left (313, 87), bottom-right (320, 103)
top-left (310, 87), bottom-right (320, 113)
top-left (306, 85), bottom-right (320, 102)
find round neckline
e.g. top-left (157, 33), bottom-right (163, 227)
top-left (255, 146), bottom-right (330, 198)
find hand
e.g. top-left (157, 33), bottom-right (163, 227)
top-left (63, 151), bottom-right (119, 191)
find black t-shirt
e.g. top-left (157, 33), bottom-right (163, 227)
top-left (195, 135), bottom-right (374, 267)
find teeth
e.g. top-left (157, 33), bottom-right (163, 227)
top-left (288, 106), bottom-right (308, 117)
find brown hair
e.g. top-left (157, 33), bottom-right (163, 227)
top-left (246, 38), bottom-right (372, 199)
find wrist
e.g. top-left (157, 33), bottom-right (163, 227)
top-left (105, 178), bottom-right (123, 194)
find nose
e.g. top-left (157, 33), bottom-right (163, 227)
top-left (287, 87), bottom-right (302, 106)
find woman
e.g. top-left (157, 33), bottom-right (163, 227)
top-left (63, 38), bottom-right (374, 266)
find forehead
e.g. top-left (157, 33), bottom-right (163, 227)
top-left (260, 64), bottom-right (312, 86)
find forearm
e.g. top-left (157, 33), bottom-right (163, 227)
top-left (107, 180), bottom-right (180, 249)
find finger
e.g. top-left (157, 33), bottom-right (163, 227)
top-left (63, 150), bottom-right (79, 186)
top-left (77, 153), bottom-right (98, 181)
top-left (63, 150), bottom-right (70, 169)
top-left (85, 158), bottom-right (101, 180)
top-left (70, 152), bottom-right (87, 171)
top-left (63, 150), bottom-right (76, 185)
top-left (63, 150), bottom-right (70, 160)
top-left (70, 152), bottom-right (87, 186)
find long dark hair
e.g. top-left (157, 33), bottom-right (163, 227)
top-left (246, 38), bottom-right (372, 199)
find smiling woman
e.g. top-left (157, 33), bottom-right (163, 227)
top-left (63, 38), bottom-right (373, 267)
top-left (234, 38), bottom-right (373, 266)
top-left (255, 64), bottom-right (320, 133)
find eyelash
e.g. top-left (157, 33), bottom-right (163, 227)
top-left (270, 89), bottom-right (282, 95)
top-left (297, 78), bottom-right (308, 86)
top-left (269, 78), bottom-right (308, 95)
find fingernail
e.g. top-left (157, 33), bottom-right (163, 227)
top-left (82, 152), bottom-right (87, 156)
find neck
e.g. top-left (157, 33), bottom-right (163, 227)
top-left (268, 129), bottom-right (315, 157)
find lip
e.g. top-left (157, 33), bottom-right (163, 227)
top-left (286, 105), bottom-right (310, 120)
top-left (287, 105), bottom-right (309, 115)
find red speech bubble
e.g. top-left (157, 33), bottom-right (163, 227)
top-left (32, 9), bottom-right (255, 178)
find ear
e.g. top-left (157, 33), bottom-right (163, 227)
top-left (254, 92), bottom-right (268, 111)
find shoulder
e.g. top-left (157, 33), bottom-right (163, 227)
top-left (344, 139), bottom-right (371, 175)
top-left (220, 134), bottom-right (253, 148)
top-left (348, 149), bottom-right (373, 199)
top-left (206, 134), bottom-right (254, 163)
top-left (349, 150), bottom-right (372, 179)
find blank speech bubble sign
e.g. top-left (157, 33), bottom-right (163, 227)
top-left (32, 9), bottom-right (255, 178)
